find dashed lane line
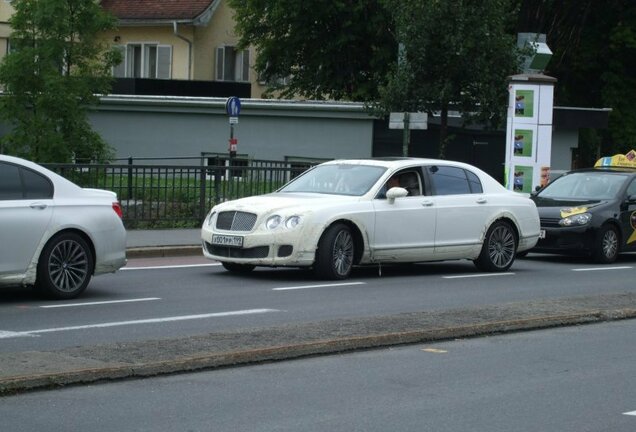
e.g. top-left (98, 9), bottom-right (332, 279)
top-left (0, 308), bottom-right (280, 339)
top-left (122, 263), bottom-right (221, 271)
top-left (442, 273), bottom-right (515, 279)
top-left (272, 282), bottom-right (366, 291)
top-left (572, 266), bottom-right (633, 272)
top-left (40, 298), bottom-right (161, 308)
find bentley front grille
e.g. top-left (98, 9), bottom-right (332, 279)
top-left (216, 211), bottom-right (257, 231)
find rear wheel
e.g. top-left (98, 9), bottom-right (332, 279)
top-left (222, 262), bottom-right (256, 274)
top-left (474, 220), bottom-right (517, 272)
top-left (314, 223), bottom-right (354, 280)
top-left (592, 225), bottom-right (619, 264)
top-left (36, 232), bottom-right (94, 299)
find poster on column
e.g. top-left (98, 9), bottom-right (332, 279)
top-left (513, 129), bottom-right (533, 157)
top-left (514, 89), bottom-right (534, 118)
top-left (513, 165), bottom-right (533, 193)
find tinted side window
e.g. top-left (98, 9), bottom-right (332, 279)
top-left (22, 167), bottom-right (53, 199)
top-left (0, 162), bottom-right (23, 200)
top-left (627, 178), bottom-right (636, 197)
top-left (429, 166), bottom-right (471, 195)
top-left (466, 170), bottom-right (483, 193)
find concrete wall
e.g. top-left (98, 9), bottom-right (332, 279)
top-left (88, 96), bottom-right (375, 163)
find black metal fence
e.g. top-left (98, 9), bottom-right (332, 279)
top-left (44, 158), bottom-right (317, 229)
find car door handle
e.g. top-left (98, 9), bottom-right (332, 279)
top-left (476, 198), bottom-right (487, 204)
top-left (421, 200), bottom-right (434, 207)
top-left (30, 202), bottom-right (48, 210)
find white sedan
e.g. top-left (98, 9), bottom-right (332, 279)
top-left (0, 155), bottom-right (127, 299)
top-left (202, 158), bottom-right (540, 279)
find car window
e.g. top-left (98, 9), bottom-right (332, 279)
top-left (22, 167), bottom-right (53, 199)
top-left (0, 162), bottom-right (23, 200)
top-left (538, 172), bottom-right (627, 200)
top-left (627, 179), bottom-right (636, 197)
top-left (280, 164), bottom-right (386, 196)
top-left (377, 169), bottom-right (423, 199)
top-left (466, 170), bottom-right (483, 193)
top-left (428, 165), bottom-right (472, 195)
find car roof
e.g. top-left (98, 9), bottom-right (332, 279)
top-left (321, 157), bottom-right (478, 170)
top-left (565, 166), bottom-right (636, 175)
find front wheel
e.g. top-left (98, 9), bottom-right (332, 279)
top-left (314, 223), bottom-right (354, 280)
top-left (592, 225), bottom-right (619, 264)
top-left (36, 232), bottom-right (94, 299)
top-left (474, 220), bottom-right (517, 272)
top-left (222, 262), bottom-right (256, 274)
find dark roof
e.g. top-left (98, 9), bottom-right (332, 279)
top-left (101, 0), bottom-right (215, 21)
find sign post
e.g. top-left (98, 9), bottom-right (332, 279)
top-left (225, 96), bottom-right (241, 198)
top-left (389, 112), bottom-right (427, 156)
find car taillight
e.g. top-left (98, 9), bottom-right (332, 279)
top-left (112, 202), bottom-right (123, 219)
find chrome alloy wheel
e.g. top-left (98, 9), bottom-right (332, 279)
top-left (48, 239), bottom-right (90, 293)
top-left (487, 224), bottom-right (516, 269)
top-left (331, 229), bottom-right (354, 277)
top-left (601, 229), bottom-right (619, 260)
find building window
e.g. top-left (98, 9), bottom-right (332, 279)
top-left (215, 46), bottom-right (249, 82)
top-left (113, 44), bottom-right (172, 79)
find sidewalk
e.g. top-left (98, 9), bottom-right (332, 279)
top-left (126, 229), bottom-right (202, 258)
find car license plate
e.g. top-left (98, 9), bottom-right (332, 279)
top-left (211, 234), bottom-right (243, 247)
top-left (539, 229), bottom-right (546, 239)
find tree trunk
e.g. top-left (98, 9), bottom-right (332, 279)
top-left (438, 103), bottom-right (449, 159)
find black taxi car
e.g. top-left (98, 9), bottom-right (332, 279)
top-left (530, 153), bottom-right (636, 263)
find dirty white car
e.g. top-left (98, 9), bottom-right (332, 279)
top-left (201, 158), bottom-right (540, 279)
top-left (0, 155), bottom-right (127, 299)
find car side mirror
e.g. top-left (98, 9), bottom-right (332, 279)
top-left (386, 187), bottom-right (408, 204)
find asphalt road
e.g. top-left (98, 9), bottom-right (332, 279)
top-left (1, 253), bottom-right (636, 353)
top-left (3, 318), bottom-right (636, 432)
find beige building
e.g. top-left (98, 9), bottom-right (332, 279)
top-left (0, 0), bottom-right (268, 98)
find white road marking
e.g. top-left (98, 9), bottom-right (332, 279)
top-left (272, 282), bottom-right (366, 291)
top-left (623, 410), bottom-right (636, 416)
top-left (572, 266), bottom-right (633, 272)
top-left (40, 298), bottom-right (161, 308)
top-left (442, 273), bottom-right (515, 279)
top-left (122, 263), bottom-right (221, 271)
top-left (0, 308), bottom-right (280, 339)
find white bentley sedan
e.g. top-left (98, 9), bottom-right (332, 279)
top-left (0, 155), bottom-right (127, 299)
top-left (201, 158), bottom-right (540, 279)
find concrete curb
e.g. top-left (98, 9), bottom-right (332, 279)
top-left (2, 295), bottom-right (636, 395)
top-left (126, 245), bottom-right (202, 259)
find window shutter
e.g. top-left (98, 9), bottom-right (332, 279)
top-left (157, 45), bottom-right (172, 79)
top-left (215, 47), bottom-right (224, 80)
top-left (112, 45), bottom-right (126, 78)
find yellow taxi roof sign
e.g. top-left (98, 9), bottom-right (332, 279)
top-left (594, 150), bottom-right (636, 168)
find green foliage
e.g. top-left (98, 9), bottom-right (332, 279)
top-left (0, 0), bottom-right (121, 163)
top-left (517, 0), bottom-right (636, 157)
top-left (377, 0), bottom-right (522, 157)
top-left (228, 0), bottom-right (396, 101)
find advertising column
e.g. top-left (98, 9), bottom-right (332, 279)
top-left (504, 74), bottom-right (557, 193)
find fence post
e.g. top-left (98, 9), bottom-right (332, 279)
top-left (127, 157), bottom-right (133, 201)
top-left (199, 165), bottom-right (206, 223)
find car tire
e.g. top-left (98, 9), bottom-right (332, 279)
top-left (222, 262), bottom-right (256, 274)
top-left (474, 220), bottom-right (517, 272)
top-left (36, 232), bottom-right (94, 299)
top-left (592, 224), bottom-right (620, 264)
top-left (314, 223), bottom-right (354, 280)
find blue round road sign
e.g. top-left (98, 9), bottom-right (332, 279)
top-left (225, 96), bottom-right (241, 117)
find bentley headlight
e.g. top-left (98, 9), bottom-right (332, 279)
top-left (285, 215), bottom-right (302, 229)
top-left (559, 213), bottom-right (592, 226)
top-left (266, 215), bottom-right (282, 230)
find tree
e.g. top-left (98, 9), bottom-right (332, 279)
top-left (0, 0), bottom-right (121, 163)
top-left (228, 0), bottom-right (396, 101)
top-left (377, 0), bottom-right (523, 158)
top-left (516, 0), bottom-right (636, 164)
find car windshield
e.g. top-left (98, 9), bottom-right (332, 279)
top-left (279, 164), bottom-right (387, 196)
top-left (537, 172), bottom-right (627, 200)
